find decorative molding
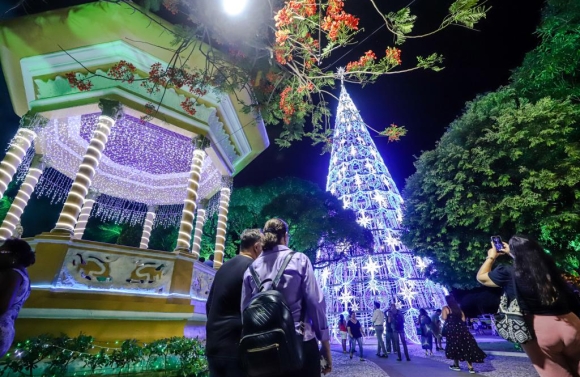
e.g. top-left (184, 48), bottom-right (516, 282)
top-left (208, 110), bottom-right (239, 165)
top-left (217, 94), bottom-right (251, 157)
top-left (34, 71), bottom-right (214, 122)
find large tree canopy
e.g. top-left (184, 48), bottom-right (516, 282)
top-left (401, 0), bottom-right (580, 289)
top-left (401, 88), bottom-right (580, 288)
top-left (511, 0), bottom-right (580, 101)
top-left (199, 177), bottom-right (373, 265)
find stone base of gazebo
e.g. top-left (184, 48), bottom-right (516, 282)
top-left (16, 233), bottom-right (214, 343)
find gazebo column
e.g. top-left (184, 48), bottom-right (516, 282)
top-left (52, 99), bottom-right (123, 235)
top-left (213, 176), bottom-right (232, 270)
top-left (73, 189), bottom-right (99, 240)
top-left (139, 205), bottom-right (157, 249)
top-left (174, 136), bottom-right (208, 253)
top-left (0, 154), bottom-right (45, 240)
top-left (190, 200), bottom-right (208, 260)
top-left (0, 113), bottom-right (47, 198)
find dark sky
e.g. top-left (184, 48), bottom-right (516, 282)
top-left (0, 0), bottom-right (545, 195)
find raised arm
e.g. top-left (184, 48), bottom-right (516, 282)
top-left (477, 242), bottom-right (508, 287)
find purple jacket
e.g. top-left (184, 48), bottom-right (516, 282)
top-left (241, 245), bottom-right (330, 342)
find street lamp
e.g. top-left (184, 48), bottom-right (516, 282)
top-left (222, 0), bottom-right (248, 16)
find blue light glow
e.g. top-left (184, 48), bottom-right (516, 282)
top-left (31, 284), bottom-right (205, 301)
top-left (319, 86), bottom-right (447, 344)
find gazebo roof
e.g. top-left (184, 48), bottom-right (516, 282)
top-left (0, 1), bottom-right (269, 186)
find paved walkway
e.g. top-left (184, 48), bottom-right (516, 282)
top-left (330, 341), bottom-right (538, 377)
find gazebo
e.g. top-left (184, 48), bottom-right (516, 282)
top-left (0, 2), bottom-right (268, 342)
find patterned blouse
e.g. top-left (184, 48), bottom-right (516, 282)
top-left (0, 268), bottom-right (31, 357)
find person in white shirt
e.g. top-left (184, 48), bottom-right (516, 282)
top-left (372, 302), bottom-right (388, 358)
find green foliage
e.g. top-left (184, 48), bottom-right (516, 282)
top-left (402, 1), bottom-right (580, 288)
top-left (83, 219), bottom-right (123, 244)
top-left (0, 334), bottom-right (207, 377)
top-left (148, 226), bottom-right (179, 252)
top-left (199, 178), bottom-right (373, 264)
top-left (116, 223), bottom-right (143, 248)
top-left (511, 0), bottom-right (580, 100)
top-left (387, 8), bottom-right (417, 44)
top-left (0, 181), bottom-right (20, 224)
top-left (402, 88), bottom-right (580, 288)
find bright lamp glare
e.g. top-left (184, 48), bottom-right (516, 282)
top-left (223, 0), bottom-right (248, 15)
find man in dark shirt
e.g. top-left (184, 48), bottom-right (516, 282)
top-left (205, 229), bottom-right (263, 377)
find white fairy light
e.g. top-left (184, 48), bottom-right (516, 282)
top-left (316, 85), bottom-right (448, 345)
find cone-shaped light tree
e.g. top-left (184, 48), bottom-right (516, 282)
top-left (318, 84), bottom-right (448, 343)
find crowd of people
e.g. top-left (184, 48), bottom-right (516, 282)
top-left (339, 297), bottom-right (485, 373)
top-left (2, 223), bottom-right (580, 377)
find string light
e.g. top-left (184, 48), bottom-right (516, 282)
top-left (139, 207), bottom-right (156, 249)
top-left (316, 85), bottom-right (447, 344)
top-left (36, 114), bottom-right (224, 206)
top-left (212, 183), bottom-right (231, 269)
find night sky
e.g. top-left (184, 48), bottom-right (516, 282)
top-left (0, 0), bottom-right (545, 197)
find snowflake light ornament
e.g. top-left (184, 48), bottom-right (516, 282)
top-left (316, 85), bottom-right (448, 345)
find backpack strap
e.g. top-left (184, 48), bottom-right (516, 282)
top-left (272, 251), bottom-right (296, 290)
top-left (248, 264), bottom-right (264, 292)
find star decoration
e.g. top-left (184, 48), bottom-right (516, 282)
top-left (384, 234), bottom-right (400, 248)
top-left (398, 281), bottom-right (417, 305)
top-left (416, 257), bottom-right (428, 272)
top-left (338, 286), bottom-right (354, 306)
top-left (373, 191), bottom-right (387, 207)
top-left (348, 259), bottom-right (358, 273)
top-left (362, 257), bottom-right (381, 280)
top-left (357, 212), bottom-right (371, 227)
top-left (351, 301), bottom-right (359, 311)
top-left (368, 279), bottom-right (380, 294)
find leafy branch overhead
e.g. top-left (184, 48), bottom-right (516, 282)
top-left (64, 0), bottom-right (489, 150)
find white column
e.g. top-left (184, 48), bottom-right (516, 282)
top-left (0, 113), bottom-right (47, 198)
top-left (190, 200), bottom-right (208, 260)
top-left (73, 189), bottom-right (99, 240)
top-left (52, 99), bottom-right (123, 235)
top-left (213, 176), bottom-right (232, 270)
top-left (0, 154), bottom-right (45, 240)
top-left (139, 205), bottom-right (157, 249)
top-left (174, 136), bottom-right (208, 253)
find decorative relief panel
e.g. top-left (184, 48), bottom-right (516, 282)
top-left (190, 262), bottom-right (215, 301)
top-left (56, 248), bottom-right (174, 294)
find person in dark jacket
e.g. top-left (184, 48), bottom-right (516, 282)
top-left (387, 302), bottom-right (410, 361)
top-left (205, 229), bottom-right (263, 377)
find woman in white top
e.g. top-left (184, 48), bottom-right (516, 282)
top-left (0, 239), bottom-right (35, 357)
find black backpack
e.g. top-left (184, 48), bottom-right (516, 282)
top-left (239, 252), bottom-right (305, 377)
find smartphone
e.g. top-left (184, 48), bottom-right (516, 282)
top-left (491, 236), bottom-right (503, 252)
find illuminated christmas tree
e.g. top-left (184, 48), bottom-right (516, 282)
top-left (318, 83), bottom-right (448, 343)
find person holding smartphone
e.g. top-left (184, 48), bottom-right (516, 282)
top-left (477, 235), bottom-right (580, 377)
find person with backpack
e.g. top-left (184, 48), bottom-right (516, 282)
top-left (240, 218), bottom-right (332, 377)
top-left (387, 302), bottom-right (410, 361)
top-left (205, 229), bottom-right (263, 377)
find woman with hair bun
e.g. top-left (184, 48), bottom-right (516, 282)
top-left (241, 218), bottom-right (332, 376)
top-left (0, 239), bottom-right (35, 357)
